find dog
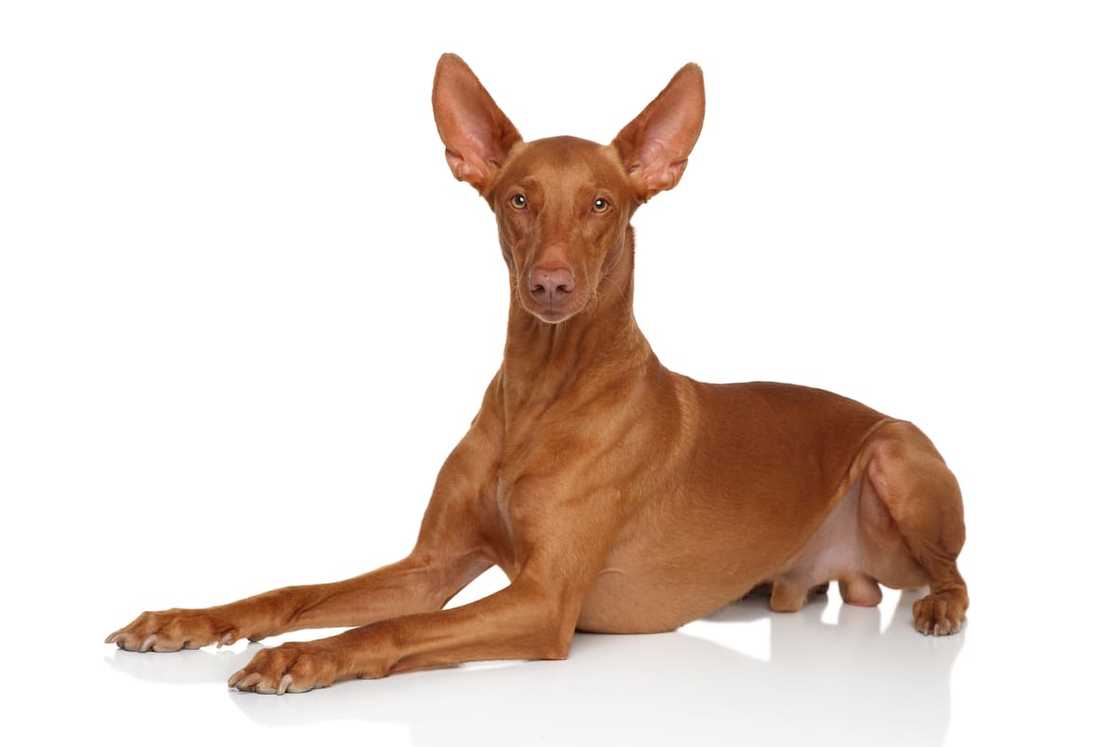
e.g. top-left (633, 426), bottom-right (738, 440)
top-left (106, 54), bottom-right (968, 694)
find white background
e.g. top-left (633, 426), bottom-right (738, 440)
top-left (2, 1), bottom-right (1118, 745)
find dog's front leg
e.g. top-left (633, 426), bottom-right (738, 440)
top-left (228, 487), bottom-right (619, 693)
top-left (106, 546), bottom-right (488, 653)
top-left (226, 577), bottom-right (572, 693)
top-left (107, 390), bottom-right (504, 652)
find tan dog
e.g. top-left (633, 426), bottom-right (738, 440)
top-left (105, 55), bottom-right (968, 695)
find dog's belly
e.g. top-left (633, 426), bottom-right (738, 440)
top-left (568, 379), bottom-right (933, 634)
top-left (576, 477), bottom-right (926, 634)
top-left (765, 477), bottom-right (927, 599)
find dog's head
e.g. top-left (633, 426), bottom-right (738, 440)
top-left (432, 54), bottom-right (704, 324)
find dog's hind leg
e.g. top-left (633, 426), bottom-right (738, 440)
top-left (865, 421), bottom-right (969, 635)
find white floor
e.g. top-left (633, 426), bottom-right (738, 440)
top-left (41, 564), bottom-right (1105, 746)
top-left (101, 586), bottom-right (959, 746)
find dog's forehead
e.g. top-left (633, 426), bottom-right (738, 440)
top-left (503, 136), bottom-right (628, 191)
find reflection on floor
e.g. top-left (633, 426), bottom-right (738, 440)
top-left (107, 589), bottom-right (963, 747)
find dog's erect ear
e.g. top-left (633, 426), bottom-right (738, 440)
top-left (432, 54), bottom-right (522, 195)
top-left (612, 64), bottom-right (705, 201)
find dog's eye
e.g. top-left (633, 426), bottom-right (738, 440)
top-left (511, 193), bottom-right (528, 209)
top-left (592, 197), bottom-right (610, 213)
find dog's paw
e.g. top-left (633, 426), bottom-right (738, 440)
top-left (105, 609), bottom-right (241, 652)
top-left (912, 593), bottom-right (965, 636)
top-left (228, 641), bottom-right (346, 694)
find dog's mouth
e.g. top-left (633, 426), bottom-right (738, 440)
top-left (534, 307), bottom-right (573, 324)
top-left (520, 296), bottom-right (587, 325)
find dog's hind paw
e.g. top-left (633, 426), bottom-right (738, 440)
top-left (912, 593), bottom-right (965, 636)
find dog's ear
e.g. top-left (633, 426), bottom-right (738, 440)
top-left (612, 63), bottom-right (705, 201)
top-left (432, 54), bottom-right (522, 195)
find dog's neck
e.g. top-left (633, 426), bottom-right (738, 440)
top-left (499, 227), bottom-right (654, 416)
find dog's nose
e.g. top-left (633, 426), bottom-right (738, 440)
top-left (529, 266), bottom-right (575, 302)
